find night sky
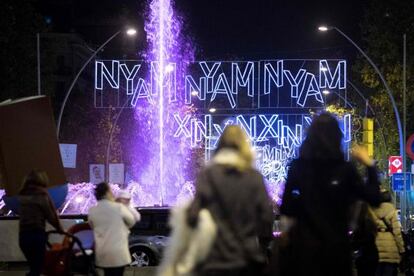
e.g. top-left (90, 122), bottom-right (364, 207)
top-left (38, 0), bottom-right (367, 60)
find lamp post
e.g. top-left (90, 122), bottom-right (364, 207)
top-left (319, 25), bottom-right (408, 227)
top-left (56, 27), bottom-right (137, 138)
top-left (317, 25), bottom-right (404, 159)
top-left (37, 33), bottom-right (41, 95)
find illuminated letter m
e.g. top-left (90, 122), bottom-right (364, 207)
top-left (319, 60), bottom-right (346, 89)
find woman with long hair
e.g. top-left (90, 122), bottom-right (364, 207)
top-left (186, 125), bottom-right (274, 276)
top-left (279, 113), bottom-right (381, 276)
top-left (18, 170), bottom-right (63, 276)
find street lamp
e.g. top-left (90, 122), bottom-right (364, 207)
top-left (318, 26), bottom-right (330, 32)
top-left (56, 27), bottom-right (137, 137)
top-left (318, 25), bottom-right (404, 158)
top-left (319, 25), bottom-right (409, 229)
top-left (126, 28), bottom-right (137, 36)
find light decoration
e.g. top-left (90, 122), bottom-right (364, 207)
top-left (93, 58), bottom-right (350, 206)
top-left (96, 59), bottom-right (347, 109)
top-left (87, 0), bottom-right (352, 208)
top-left (0, 189), bottom-right (5, 211)
top-left (60, 182), bottom-right (160, 214)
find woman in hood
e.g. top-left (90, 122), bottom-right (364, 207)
top-left (371, 190), bottom-right (404, 276)
top-left (18, 170), bottom-right (63, 276)
top-left (187, 125), bottom-right (274, 276)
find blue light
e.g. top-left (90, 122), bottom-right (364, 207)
top-left (94, 59), bottom-right (349, 183)
top-left (232, 62), bottom-right (255, 97)
top-left (319, 60), bottom-right (346, 89)
top-left (95, 59), bottom-right (347, 109)
top-left (172, 113), bottom-right (352, 182)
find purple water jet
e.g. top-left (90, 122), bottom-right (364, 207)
top-left (130, 0), bottom-right (195, 206)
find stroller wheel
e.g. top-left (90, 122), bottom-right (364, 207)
top-left (130, 246), bottom-right (155, 267)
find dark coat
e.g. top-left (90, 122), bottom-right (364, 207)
top-left (189, 151), bottom-right (274, 273)
top-left (279, 158), bottom-right (381, 276)
top-left (18, 186), bottom-right (61, 232)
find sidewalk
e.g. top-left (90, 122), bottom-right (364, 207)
top-left (0, 266), bottom-right (156, 276)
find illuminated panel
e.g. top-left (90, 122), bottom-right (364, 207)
top-left (120, 64), bottom-right (141, 95)
top-left (263, 60), bottom-right (284, 95)
top-left (284, 69), bottom-right (306, 98)
top-left (232, 62), bottom-right (255, 97)
top-left (95, 59), bottom-right (347, 110)
top-left (92, 58), bottom-right (348, 206)
top-left (95, 60), bottom-right (120, 90)
top-left (210, 73), bottom-right (236, 108)
top-left (173, 113), bottom-right (352, 185)
top-left (319, 60), bottom-right (346, 89)
top-left (297, 72), bottom-right (324, 107)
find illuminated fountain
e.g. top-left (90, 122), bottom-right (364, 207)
top-left (130, 0), bottom-right (194, 206)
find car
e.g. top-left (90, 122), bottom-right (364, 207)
top-left (128, 207), bottom-right (170, 267)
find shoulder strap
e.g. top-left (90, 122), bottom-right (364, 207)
top-left (382, 211), bottom-right (396, 232)
top-left (368, 207), bottom-right (392, 232)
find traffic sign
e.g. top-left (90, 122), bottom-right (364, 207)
top-left (389, 156), bottom-right (403, 176)
top-left (406, 134), bottom-right (414, 160)
top-left (392, 173), bottom-right (412, 191)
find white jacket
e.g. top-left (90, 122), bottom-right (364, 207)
top-left (88, 199), bottom-right (136, 267)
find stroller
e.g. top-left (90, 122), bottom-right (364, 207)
top-left (43, 222), bottom-right (97, 276)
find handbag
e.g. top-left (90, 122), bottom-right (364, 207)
top-left (158, 204), bottom-right (217, 276)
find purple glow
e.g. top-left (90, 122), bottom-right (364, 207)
top-left (129, 0), bottom-right (194, 206)
top-left (0, 189), bottom-right (5, 210)
top-left (60, 182), bottom-right (160, 214)
top-left (266, 180), bottom-right (285, 206)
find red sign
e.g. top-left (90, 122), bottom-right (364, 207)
top-left (406, 134), bottom-right (414, 160)
top-left (389, 156), bottom-right (403, 176)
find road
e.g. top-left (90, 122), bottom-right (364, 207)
top-left (0, 265), bottom-right (407, 276)
top-left (0, 266), bottom-right (157, 276)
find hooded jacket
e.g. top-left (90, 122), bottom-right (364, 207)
top-left (370, 202), bottom-right (405, 263)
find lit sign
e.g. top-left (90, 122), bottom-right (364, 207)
top-left (95, 59), bottom-right (349, 183)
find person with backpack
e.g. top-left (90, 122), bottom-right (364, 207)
top-left (279, 113), bottom-right (381, 276)
top-left (371, 190), bottom-right (405, 276)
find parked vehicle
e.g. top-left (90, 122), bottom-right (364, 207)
top-left (128, 207), bottom-right (170, 267)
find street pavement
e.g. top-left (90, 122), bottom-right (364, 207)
top-left (0, 266), bottom-right (156, 276)
top-left (0, 266), bottom-right (407, 276)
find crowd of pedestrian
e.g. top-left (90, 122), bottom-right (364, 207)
top-left (16, 112), bottom-right (406, 276)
